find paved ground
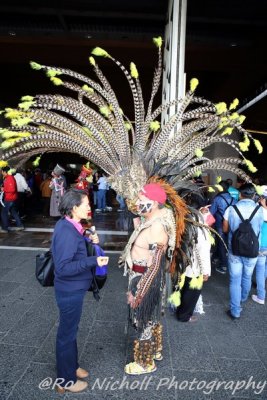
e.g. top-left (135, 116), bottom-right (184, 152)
top-left (0, 249), bottom-right (267, 400)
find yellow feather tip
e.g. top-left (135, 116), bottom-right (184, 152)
top-left (244, 159), bottom-right (257, 173)
top-left (195, 148), bottom-right (203, 158)
top-left (215, 184), bottom-right (224, 192)
top-left (21, 96), bottom-right (34, 102)
top-left (99, 107), bottom-right (110, 118)
top-left (238, 115), bottom-right (246, 124)
top-left (149, 121), bottom-right (160, 132)
top-left (208, 186), bottom-right (215, 193)
top-left (82, 85), bottom-right (94, 94)
top-left (153, 36), bottom-right (163, 48)
top-left (0, 160), bottom-right (8, 168)
top-left (18, 101), bottom-right (35, 111)
top-left (124, 122), bottom-right (132, 131)
top-left (50, 77), bottom-right (63, 86)
top-left (239, 142), bottom-right (249, 152)
top-left (208, 232), bottom-right (215, 245)
top-left (4, 109), bottom-right (23, 119)
top-left (46, 69), bottom-right (62, 78)
top-left (32, 156), bottom-right (41, 167)
top-left (193, 170), bottom-right (202, 177)
top-left (130, 62), bottom-right (139, 79)
top-left (215, 102), bottom-right (227, 115)
top-left (254, 139), bottom-right (263, 154)
top-left (30, 61), bottom-right (42, 70)
top-left (89, 56), bottom-right (96, 66)
top-left (91, 47), bottom-right (110, 58)
top-left (222, 127), bottom-right (233, 136)
top-left (255, 185), bottom-right (264, 196)
top-left (168, 291), bottom-right (181, 308)
top-left (229, 98), bottom-right (239, 110)
top-left (11, 117), bottom-right (32, 127)
top-left (189, 275), bottom-right (203, 290)
top-left (190, 78), bottom-right (199, 92)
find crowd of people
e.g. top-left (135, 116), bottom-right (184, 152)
top-left (0, 164), bottom-right (126, 232)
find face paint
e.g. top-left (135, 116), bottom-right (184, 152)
top-left (137, 202), bottom-right (153, 214)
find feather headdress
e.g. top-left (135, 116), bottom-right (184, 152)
top-left (0, 36), bottom-right (260, 199)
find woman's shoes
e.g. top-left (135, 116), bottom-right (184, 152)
top-left (76, 367), bottom-right (89, 378)
top-left (56, 379), bottom-right (88, 393)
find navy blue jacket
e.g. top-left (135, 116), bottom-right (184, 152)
top-left (52, 218), bottom-right (98, 291)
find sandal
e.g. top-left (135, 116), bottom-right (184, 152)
top-left (124, 361), bottom-right (157, 375)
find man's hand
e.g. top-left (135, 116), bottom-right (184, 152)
top-left (127, 291), bottom-right (136, 308)
top-left (203, 274), bottom-right (209, 282)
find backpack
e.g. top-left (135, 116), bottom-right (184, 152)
top-left (231, 204), bottom-right (261, 258)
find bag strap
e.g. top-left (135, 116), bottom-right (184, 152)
top-left (248, 204), bottom-right (261, 222)
top-left (233, 204), bottom-right (261, 223)
top-left (232, 205), bottom-right (244, 222)
top-left (217, 194), bottom-right (233, 207)
top-left (216, 194), bottom-right (234, 218)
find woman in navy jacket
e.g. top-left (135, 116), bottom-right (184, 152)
top-left (52, 189), bottom-right (108, 393)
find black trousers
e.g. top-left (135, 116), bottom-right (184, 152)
top-left (176, 276), bottom-right (202, 322)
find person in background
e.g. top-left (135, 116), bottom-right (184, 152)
top-left (40, 173), bottom-right (52, 218)
top-left (105, 181), bottom-right (113, 211)
top-left (223, 183), bottom-right (265, 320)
top-left (176, 193), bottom-right (211, 322)
top-left (75, 164), bottom-right (93, 222)
top-left (210, 180), bottom-right (236, 274)
top-left (95, 172), bottom-right (107, 212)
top-left (49, 164), bottom-right (67, 218)
top-left (226, 178), bottom-right (239, 202)
top-left (252, 186), bottom-right (267, 305)
top-left (52, 189), bottom-right (108, 393)
top-left (92, 171), bottom-right (99, 208)
top-left (0, 166), bottom-right (24, 233)
top-left (14, 168), bottom-right (32, 218)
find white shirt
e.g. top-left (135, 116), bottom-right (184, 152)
top-left (98, 176), bottom-right (108, 190)
top-left (185, 226), bottom-right (211, 278)
top-left (14, 173), bottom-right (31, 193)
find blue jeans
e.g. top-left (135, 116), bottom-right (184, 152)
top-left (97, 189), bottom-right (106, 209)
top-left (255, 248), bottom-right (267, 300)
top-left (116, 194), bottom-right (125, 210)
top-left (228, 253), bottom-right (258, 317)
top-left (55, 289), bottom-right (86, 385)
top-left (214, 226), bottom-right (228, 268)
top-left (1, 201), bottom-right (24, 231)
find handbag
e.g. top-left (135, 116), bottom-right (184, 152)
top-left (84, 238), bottom-right (108, 300)
top-left (35, 250), bottom-right (55, 287)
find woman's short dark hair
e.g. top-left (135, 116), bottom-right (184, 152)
top-left (59, 189), bottom-right (87, 217)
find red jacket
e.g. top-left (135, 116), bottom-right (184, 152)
top-left (3, 175), bottom-right (18, 202)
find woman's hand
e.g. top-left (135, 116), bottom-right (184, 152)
top-left (97, 256), bottom-right (109, 266)
top-left (90, 233), bottom-right (99, 244)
